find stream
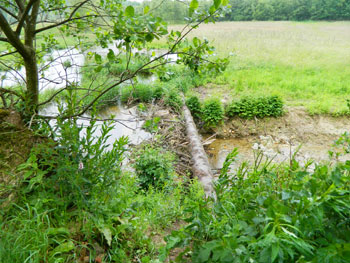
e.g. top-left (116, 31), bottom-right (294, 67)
top-left (2, 44), bottom-right (347, 173)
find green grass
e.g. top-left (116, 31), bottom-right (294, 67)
top-left (152, 21), bottom-right (350, 115)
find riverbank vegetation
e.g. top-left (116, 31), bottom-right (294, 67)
top-left (1, 0), bottom-right (350, 262)
top-left (150, 21), bottom-right (350, 115)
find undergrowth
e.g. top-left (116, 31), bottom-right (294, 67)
top-left (163, 148), bottom-right (350, 263)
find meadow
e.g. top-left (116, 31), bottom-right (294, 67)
top-left (164, 21), bottom-right (350, 115)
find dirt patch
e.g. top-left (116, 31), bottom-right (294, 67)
top-left (0, 110), bottom-right (44, 205)
top-left (204, 107), bottom-right (350, 170)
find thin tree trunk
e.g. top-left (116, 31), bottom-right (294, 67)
top-left (182, 100), bottom-right (214, 197)
top-left (24, 50), bottom-right (39, 115)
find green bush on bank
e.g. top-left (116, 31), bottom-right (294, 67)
top-left (226, 95), bottom-right (284, 119)
top-left (201, 98), bottom-right (225, 128)
top-left (186, 95), bottom-right (202, 120)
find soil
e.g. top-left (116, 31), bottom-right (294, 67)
top-left (203, 107), bottom-right (350, 170)
top-left (0, 109), bottom-right (44, 206)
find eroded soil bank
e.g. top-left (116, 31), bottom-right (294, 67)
top-left (204, 107), bottom-right (350, 170)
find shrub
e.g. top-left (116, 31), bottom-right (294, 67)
top-left (226, 95), bottom-right (284, 119)
top-left (120, 84), bottom-right (154, 104)
top-left (164, 149), bottom-right (350, 263)
top-left (133, 83), bottom-right (154, 102)
top-left (165, 89), bottom-right (183, 112)
top-left (153, 85), bottom-right (165, 99)
top-left (186, 95), bottom-right (202, 120)
top-left (201, 98), bottom-right (224, 128)
top-left (132, 146), bottom-right (175, 190)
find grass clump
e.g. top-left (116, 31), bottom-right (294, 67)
top-left (226, 95), bottom-right (284, 119)
top-left (201, 98), bottom-right (224, 128)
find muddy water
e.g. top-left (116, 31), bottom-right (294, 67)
top-left (205, 135), bottom-right (347, 171)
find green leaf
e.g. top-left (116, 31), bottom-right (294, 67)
top-left (47, 227), bottom-right (70, 236)
top-left (100, 226), bottom-right (113, 246)
top-left (214, 0), bottom-right (221, 9)
top-left (144, 5), bottom-right (150, 14)
top-left (94, 53), bottom-right (102, 64)
top-left (145, 33), bottom-right (154, 42)
top-left (190, 0), bottom-right (199, 10)
top-left (107, 49), bottom-right (115, 61)
top-left (51, 241), bottom-right (75, 256)
top-left (125, 6), bottom-right (135, 17)
top-left (271, 243), bottom-right (279, 262)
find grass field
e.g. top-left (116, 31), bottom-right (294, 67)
top-left (167, 21), bottom-right (350, 114)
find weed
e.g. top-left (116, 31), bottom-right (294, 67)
top-left (201, 98), bottom-right (224, 128)
top-left (165, 89), bottom-right (183, 112)
top-left (132, 146), bottom-right (175, 191)
top-left (186, 95), bottom-right (202, 120)
top-left (164, 149), bottom-right (350, 263)
top-left (226, 95), bottom-right (284, 119)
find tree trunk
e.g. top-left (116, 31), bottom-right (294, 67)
top-left (182, 100), bottom-right (214, 197)
top-left (24, 50), bottom-right (39, 115)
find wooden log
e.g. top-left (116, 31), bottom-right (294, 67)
top-left (182, 100), bottom-right (214, 197)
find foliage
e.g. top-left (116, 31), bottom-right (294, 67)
top-left (201, 98), bottom-right (224, 128)
top-left (226, 96), bottom-right (284, 119)
top-left (165, 89), bottom-right (183, 112)
top-left (0, 0), bottom-right (229, 116)
top-left (164, 149), bottom-right (350, 263)
top-left (132, 145), bottom-right (176, 190)
top-left (186, 95), bottom-right (202, 120)
top-left (143, 117), bottom-right (161, 133)
top-left (0, 107), bottom-right (201, 262)
top-left (224, 0), bottom-right (350, 21)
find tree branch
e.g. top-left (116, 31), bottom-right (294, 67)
top-left (0, 88), bottom-right (24, 101)
top-left (35, 0), bottom-right (92, 34)
top-left (0, 6), bottom-right (17, 20)
top-left (14, 0), bottom-right (25, 12)
top-left (0, 11), bottom-right (29, 59)
top-left (16, 0), bottom-right (40, 36)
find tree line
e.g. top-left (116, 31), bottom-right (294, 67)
top-left (226, 0), bottom-right (350, 21)
top-left (132, 0), bottom-right (350, 23)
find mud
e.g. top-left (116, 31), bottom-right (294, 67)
top-left (204, 107), bottom-right (350, 170)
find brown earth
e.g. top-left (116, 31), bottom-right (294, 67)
top-left (0, 109), bottom-right (44, 206)
top-left (203, 107), bottom-right (350, 169)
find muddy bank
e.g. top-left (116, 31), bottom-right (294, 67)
top-left (204, 107), bottom-right (350, 170)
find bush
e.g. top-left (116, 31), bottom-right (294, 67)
top-left (164, 149), bottom-right (350, 263)
top-left (120, 84), bottom-right (154, 104)
top-left (133, 83), bottom-right (154, 102)
top-left (201, 98), bottom-right (224, 128)
top-left (186, 95), bottom-right (202, 120)
top-left (132, 146), bottom-right (175, 190)
top-left (165, 89), bottom-right (183, 112)
top-left (226, 95), bottom-right (284, 119)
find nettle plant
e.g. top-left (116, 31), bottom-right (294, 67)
top-left (201, 98), bottom-right (224, 128)
top-left (226, 96), bottom-right (284, 119)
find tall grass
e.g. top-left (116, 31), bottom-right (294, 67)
top-left (153, 21), bottom-right (350, 114)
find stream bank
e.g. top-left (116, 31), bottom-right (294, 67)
top-left (203, 106), bottom-right (350, 171)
